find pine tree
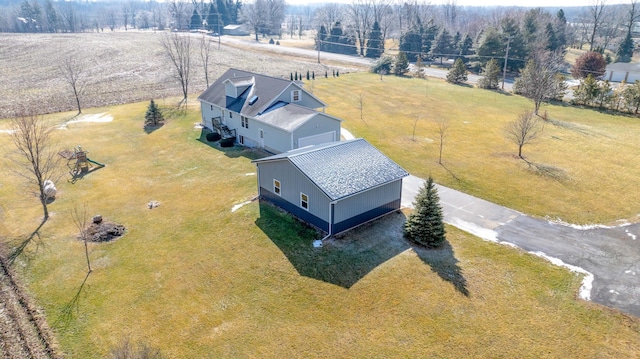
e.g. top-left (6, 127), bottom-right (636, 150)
top-left (616, 30), bottom-right (634, 63)
top-left (145, 99), bottom-right (164, 126)
top-left (404, 176), bottom-right (446, 248)
top-left (366, 21), bottom-right (384, 58)
top-left (430, 28), bottom-right (454, 64)
top-left (393, 52), bottom-right (409, 76)
top-left (478, 58), bottom-right (500, 89)
top-left (446, 58), bottom-right (467, 84)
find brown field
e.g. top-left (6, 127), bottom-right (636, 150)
top-left (0, 31), bottom-right (346, 119)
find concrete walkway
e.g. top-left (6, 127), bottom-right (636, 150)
top-left (402, 175), bottom-right (640, 318)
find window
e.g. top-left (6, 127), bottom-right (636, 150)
top-left (229, 112), bottom-right (233, 118)
top-left (291, 90), bottom-right (300, 102)
top-left (210, 105), bottom-right (213, 111)
top-left (239, 135), bottom-right (244, 145)
top-left (241, 116), bottom-right (248, 128)
top-left (300, 193), bottom-right (308, 210)
top-left (274, 179), bottom-right (281, 196)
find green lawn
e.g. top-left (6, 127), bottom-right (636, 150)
top-left (1, 98), bottom-right (639, 357)
top-left (314, 72), bottom-right (640, 224)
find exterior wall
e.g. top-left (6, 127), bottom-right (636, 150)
top-left (275, 84), bottom-right (325, 110)
top-left (200, 101), bottom-right (223, 130)
top-left (292, 114), bottom-right (341, 148)
top-left (260, 189), bottom-right (329, 232)
top-left (333, 180), bottom-right (403, 223)
top-left (332, 199), bottom-right (401, 234)
top-left (256, 160), bottom-right (331, 223)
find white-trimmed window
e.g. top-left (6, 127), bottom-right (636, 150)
top-left (241, 116), bottom-right (248, 128)
top-left (210, 105), bottom-right (213, 111)
top-left (291, 90), bottom-right (300, 102)
top-left (239, 135), bottom-right (244, 145)
top-left (274, 179), bottom-right (281, 196)
top-left (300, 193), bottom-right (309, 210)
top-left (229, 111), bottom-right (233, 118)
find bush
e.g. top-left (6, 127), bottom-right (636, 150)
top-left (220, 137), bottom-right (235, 147)
top-left (269, 38), bottom-right (275, 44)
top-left (206, 132), bottom-right (221, 142)
top-left (370, 56), bottom-right (393, 75)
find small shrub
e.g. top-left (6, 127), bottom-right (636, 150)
top-left (206, 132), bottom-right (221, 142)
top-left (220, 137), bottom-right (235, 147)
top-left (269, 38), bottom-right (275, 44)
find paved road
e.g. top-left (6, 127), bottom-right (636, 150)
top-left (402, 175), bottom-right (640, 318)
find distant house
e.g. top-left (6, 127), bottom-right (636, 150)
top-left (223, 24), bottom-right (250, 36)
top-left (198, 68), bottom-right (342, 153)
top-left (253, 139), bottom-right (409, 235)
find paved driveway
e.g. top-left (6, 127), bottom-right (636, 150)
top-left (402, 175), bottom-right (640, 317)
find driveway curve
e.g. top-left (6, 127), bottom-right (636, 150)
top-left (402, 175), bottom-right (640, 318)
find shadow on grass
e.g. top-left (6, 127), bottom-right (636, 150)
top-left (143, 122), bottom-right (164, 134)
top-left (256, 202), bottom-right (469, 295)
top-left (521, 158), bottom-right (568, 183)
top-left (7, 217), bottom-right (47, 265)
top-left (56, 271), bottom-right (91, 328)
top-left (256, 202), bottom-right (410, 288)
top-left (195, 129), bottom-right (271, 160)
top-left (413, 241), bottom-right (469, 296)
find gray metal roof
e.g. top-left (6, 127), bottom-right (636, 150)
top-left (254, 139), bottom-right (409, 201)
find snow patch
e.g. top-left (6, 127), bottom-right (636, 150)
top-left (244, 172), bottom-right (256, 176)
top-left (530, 251), bottom-right (594, 301)
top-left (624, 270), bottom-right (636, 275)
top-left (447, 217), bottom-right (499, 242)
top-left (194, 122), bottom-right (204, 129)
top-left (58, 113), bottom-right (113, 129)
top-left (231, 201), bottom-right (251, 213)
top-left (625, 230), bottom-right (637, 240)
top-left (609, 289), bottom-right (620, 295)
top-left (313, 240), bottom-right (323, 248)
top-left (341, 128), bottom-right (355, 140)
top-left (0, 129), bottom-right (16, 135)
top-left (546, 217), bottom-right (630, 230)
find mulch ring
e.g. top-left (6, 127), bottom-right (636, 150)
top-left (85, 216), bottom-right (126, 243)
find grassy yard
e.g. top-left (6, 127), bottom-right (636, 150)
top-left (1, 99), bottom-right (639, 357)
top-left (314, 72), bottom-right (640, 224)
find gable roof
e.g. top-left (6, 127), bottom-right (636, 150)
top-left (253, 139), bottom-right (409, 201)
top-left (198, 68), bottom-right (326, 119)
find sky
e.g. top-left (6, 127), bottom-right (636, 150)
top-left (286, 0), bottom-right (629, 8)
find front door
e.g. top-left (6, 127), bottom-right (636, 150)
top-left (259, 129), bottom-right (264, 148)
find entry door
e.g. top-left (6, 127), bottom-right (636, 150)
top-left (259, 129), bottom-right (264, 148)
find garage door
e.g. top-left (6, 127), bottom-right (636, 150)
top-left (298, 131), bottom-right (336, 148)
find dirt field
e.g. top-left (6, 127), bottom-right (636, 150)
top-left (0, 31), bottom-right (347, 119)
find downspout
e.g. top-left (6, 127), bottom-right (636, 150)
top-left (255, 163), bottom-right (261, 198)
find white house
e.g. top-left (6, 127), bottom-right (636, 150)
top-left (198, 68), bottom-right (342, 154)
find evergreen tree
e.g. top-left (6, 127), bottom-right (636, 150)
top-left (501, 17), bottom-right (528, 72)
top-left (399, 26), bottom-right (423, 62)
top-left (476, 28), bottom-right (505, 68)
top-left (371, 55), bottom-right (393, 75)
top-left (555, 9), bottom-right (568, 52)
top-left (545, 23), bottom-right (560, 52)
top-left (422, 21), bottom-right (439, 59)
top-left (317, 25), bottom-right (328, 51)
top-left (404, 176), bottom-right (446, 248)
top-left (393, 52), bottom-right (409, 76)
top-left (306, 70), bottom-right (310, 80)
top-left (446, 58), bottom-right (467, 84)
top-left (207, 3), bottom-right (218, 32)
top-left (458, 33), bottom-right (474, 61)
top-left (430, 28), bottom-right (454, 64)
top-left (145, 99), bottom-right (164, 127)
top-left (216, 0), bottom-right (230, 25)
top-left (478, 58), bottom-right (500, 89)
top-left (616, 30), bottom-right (634, 63)
top-left (366, 21), bottom-right (384, 58)
top-left (190, 9), bottom-right (201, 30)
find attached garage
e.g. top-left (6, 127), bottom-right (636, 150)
top-left (298, 131), bottom-right (336, 148)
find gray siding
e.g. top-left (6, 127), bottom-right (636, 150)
top-left (200, 102), bottom-right (223, 130)
top-left (333, 180), bottom-right (403, 223)
top-left (292, 114), bottom-right (341, 148)
top-left (275, 84), bottom-right (325, 109)
top-left (256, 160), bottom-right (331, 221)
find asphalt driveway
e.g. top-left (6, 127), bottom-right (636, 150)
top-left (402, 175), bottom-right (640, 318)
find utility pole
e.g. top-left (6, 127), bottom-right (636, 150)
top-left (317, 40), bottom-right (321, 63)
top-left (217, 13), bottom-right (221, 50)
top-left (502, 36), bottom-right (512, 90)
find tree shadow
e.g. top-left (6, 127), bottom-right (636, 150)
top-left (195, 129), bottom-right (270, 160)
top-left (55, 270), bottom-right (91, 328)
top-left (255, 202), bottom-right (410, 288)
top-left (439, 163), bottom-right (461, 182)
top-left (412, 241), bottom-right (470, 296)
top-left (521, 158), bottom-right (568, 183)
top-left (143, 122), bottom-right (164, 134)
top-left (7, 217), bottom-right (47, 265)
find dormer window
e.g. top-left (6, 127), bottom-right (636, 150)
top-left (291, 90), bottom-right (300, 102)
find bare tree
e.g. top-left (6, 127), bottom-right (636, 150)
top-left (348, 0), bottom-right (373, 56)
top-left (160, 33), bottom-right (192, 107)
top-left (504, 110), bottom-right (541, 158)
top-left (241, 0), bottom-right (267, 42)
top-left (71, 203), bottom-right (92, 275)
top-left (586, 0), bottom-right (609, 51)
top-left (436, 118), bottom-right (449, 165)
top-left (59, 55), bottom-right (86, 115)
top-left (9, 113), bottom-right (62, 221)
top-left (625, 0), bottom-right (640, 34)
top-left (513, 51), bottom-right (564, 115)
top-left (168, 0), bottom-right (191, 31)
top-left (200, 33), bottom-right (214, 87)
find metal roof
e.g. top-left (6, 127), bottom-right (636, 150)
top-left (254, 139), bottom-right (409, 201)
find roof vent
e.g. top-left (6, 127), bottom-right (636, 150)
top-left (248, 95), bottom-right (259, 105)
